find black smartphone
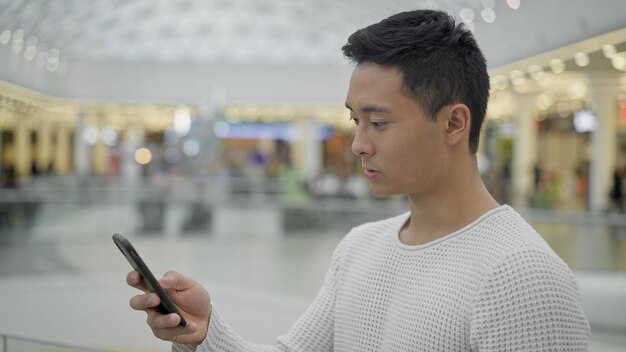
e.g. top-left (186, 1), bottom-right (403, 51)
top-left (112, 233), bottom-right (187, 327)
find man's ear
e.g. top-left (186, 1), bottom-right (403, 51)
top-left (444, 104), bottom-right (471, 147)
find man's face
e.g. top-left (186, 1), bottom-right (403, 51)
top-left (345, 62), bottom-right (449, 197)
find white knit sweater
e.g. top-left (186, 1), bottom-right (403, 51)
top-left (175, 205), bottom-right (590, 351)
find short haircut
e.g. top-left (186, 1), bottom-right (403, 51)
top-left (342, 10), bottom-right (490, 154)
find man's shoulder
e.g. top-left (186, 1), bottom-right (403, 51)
top-left (470, 206), bottom-right (569, 273)
top-left (472, 206), bottom-right (549, 249)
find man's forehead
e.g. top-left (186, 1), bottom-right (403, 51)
top-left (351, 62), bottom-right (401, 78)
top-left (346, 66), bottom-right (416, 108)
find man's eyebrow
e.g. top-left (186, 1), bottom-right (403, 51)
top-left (344, 103), bottom-right (390, 114)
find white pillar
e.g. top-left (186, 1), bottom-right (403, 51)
top-left (121, 125), bottom-right (144, 183)
top-left (36, 120), bottom-right (52, 172)
top-left (512, 94), bottom-right (538, 207)
top-left (54, 123), bottom-right (72, 174)
top-left (74, 114), bottom-right (91, 176)
top-left (14, 116), bottom-right (31, 177)
top-left (293, 116), bottom-right (323, 183)
top-left (92, 138), bottom-right (109, 176)
top-left (588, 73), bottom-right (620, 213)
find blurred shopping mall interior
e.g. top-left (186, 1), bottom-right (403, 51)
top-left (1, 0), bottom-right (626, 351)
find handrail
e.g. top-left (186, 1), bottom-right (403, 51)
top-left (0, 332), bottom-right (111, 352)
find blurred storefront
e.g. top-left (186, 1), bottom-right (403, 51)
top-left (2, 30), bottom-right (626, 211)
top-left (0, 84), bottom-right (366, 198)
top-left (482, 30), bottom-right (626, 212)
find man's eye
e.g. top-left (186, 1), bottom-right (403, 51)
top-left (371, 121), bottom-right (386, 128)
top-left (349, 116), bottom-right (359, 125)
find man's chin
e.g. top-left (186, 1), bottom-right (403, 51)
top-left (370, 187), bottom-right (402, 198)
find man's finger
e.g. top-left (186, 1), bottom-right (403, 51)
top-left (130, 292), bottom-right (160, 311)
top-left (149, 312), bottom-right (199, 341)
top-left (160, 270), bottom-right (195, 290)
top-left (153, 324), bottom-right (199, 342)
top-left (147, 311), bottom-right (185, 329)
top-left (126, 271), bottom-right (150, 292)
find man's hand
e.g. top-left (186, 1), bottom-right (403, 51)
top-left (128, 270), bottom-right (211, 346)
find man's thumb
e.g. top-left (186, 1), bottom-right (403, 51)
top-left (160, 270), bottom-right (194, 290)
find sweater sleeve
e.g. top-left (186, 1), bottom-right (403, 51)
top-left (173, 236), bottom-right (348, 352)
top-left (469, 248), bottom-right (590, 351)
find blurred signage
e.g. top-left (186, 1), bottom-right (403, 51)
top-left (214, 122), bottom-right (335, 141)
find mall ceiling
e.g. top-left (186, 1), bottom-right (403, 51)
top-left (1, 0), bottom-right (625, 108)
top-left (1, 0), bottom-right (625, 69)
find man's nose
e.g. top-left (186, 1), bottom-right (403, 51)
top-left (351, 127), bottom-right (374, 157)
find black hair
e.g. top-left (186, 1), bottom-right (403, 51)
top-left (342, 10), bottom-right (490, 153)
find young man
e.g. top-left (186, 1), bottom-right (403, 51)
top-left (127, 10), bottom-right (590, 351)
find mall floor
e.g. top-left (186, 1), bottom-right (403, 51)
top-left (0, 212), bottom-right (342, 351)
top-left (0, 201), bottom-right (625, 351)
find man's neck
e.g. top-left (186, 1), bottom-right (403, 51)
top-left (400, 168), bottom-right (499, 246)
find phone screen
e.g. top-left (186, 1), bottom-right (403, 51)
top-left (112, 233), bottom-right (187, 327)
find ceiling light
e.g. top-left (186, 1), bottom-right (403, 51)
top-left (536, 93), bottom-right (554, 111)
top-left (35, 51), bottom-right (47, 67)
top-left (492, 74), bottom-right (509, 90)
top-left (12, 29), bottom-right (24, 41)
top-left (528, 64), bottom-right (544, 80)
top-left (0, 30), bottom-right (11, 45)
top-left (602, 44), bottom-right (617, 58)
top-left (481, 8), bottom-right (496, 23)
top-left (459, 8), bottom-right (475, 23)
top-left (536, 76), bottom-right (550, 87)
top-left (558, 102), bottom-right (570, 118)
top-left (24, 36), bottom-right (38, 61)
top-left (574, 52), bottom-right (589, 67)
top-left (24, 46), bottom-right (37, 61)
top-left (509, 70), bottom-right (525, 86)
top-left (47, 48), bottom-right (60, 63)
top-left (459, 8), bottom-right (475, 30)
top-left (506, 0), bottom-right (521, 10)
top-left (12, 39), bottom-right (24, 54)
top-left (611, 52), bottom-right (626, 71)
top-left (549, 59), bottom-right (565, 73)
top-left (46, 60), bottom-right (59, 72)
